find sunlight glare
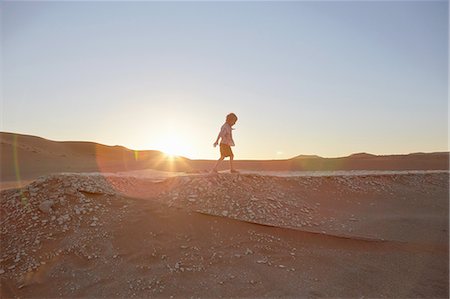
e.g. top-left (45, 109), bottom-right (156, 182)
top-left (155, 134), bottom-right (190, 159)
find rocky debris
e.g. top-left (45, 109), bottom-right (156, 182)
top-left (38, 200), bottom-right (54, 213)
top-left (0, 174), bottom-right (131, 281)
top-left (1, 171), bottom-right (447, 286)
top-left (156, 174), bottom-right (320, 230)
top-left (155, 172), bottom-right (449, 232)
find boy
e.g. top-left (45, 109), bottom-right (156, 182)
top-left (212, 113), bottom-right (238, 173)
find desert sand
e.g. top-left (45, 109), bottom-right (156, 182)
top-left (0, 133), bottom-right (449, 298)
top-left (1, 132), bottom-right (448, 187)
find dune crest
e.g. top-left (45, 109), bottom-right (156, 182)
top-left (1, 132), bottom-right (448, 184)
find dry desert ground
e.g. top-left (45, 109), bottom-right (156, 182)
top-left (0, 133), bottom-right (448, 298)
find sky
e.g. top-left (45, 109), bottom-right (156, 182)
top-left (1, 1), bottom-right (448, 160)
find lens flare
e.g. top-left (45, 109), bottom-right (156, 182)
top-left (12, 134), bottom-right (29, 208)
top-left (93, 142), bottom-right (190, 197)
top-left (13, 134), bottom-right (21, 185)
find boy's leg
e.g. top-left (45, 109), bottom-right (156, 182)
top-left (229, 154), bottom-right (235, 171)
top-left (212, 156), bottom-right (225, 172)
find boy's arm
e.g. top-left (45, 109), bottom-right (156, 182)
top-left (213, 134), bottom-right (221, 147)
top-left (214, 125), bottom-right (227, 147)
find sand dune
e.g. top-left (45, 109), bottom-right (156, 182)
top-left (0, 132), bottom-right (175, 183)
top-left (1, 132), bottom-right (448, 185)
top-left (0, 132), bottom-right (448, 297)
top-left (1, 171), bottom-right (448, 298)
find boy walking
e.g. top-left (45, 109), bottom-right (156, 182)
top-left (212, 113), bottom-right (239, 173)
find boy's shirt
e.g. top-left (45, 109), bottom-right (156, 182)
top-left (219, 123), bottom-right (235, 146)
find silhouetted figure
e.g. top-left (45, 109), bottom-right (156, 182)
top-left (212, 113), bottom-right (239, 173)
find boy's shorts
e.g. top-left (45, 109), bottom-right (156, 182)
top-left (220, 143), bottom-right (233, 158)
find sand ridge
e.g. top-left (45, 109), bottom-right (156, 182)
top-left (1, 132), bottom-right (448, 185)
top-left (0, 172), bottom-right (448, 298)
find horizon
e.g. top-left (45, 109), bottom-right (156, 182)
top-left (2, 1), bottom-right (448, 159)
top-left (2, 131), bottom-right (448, 161)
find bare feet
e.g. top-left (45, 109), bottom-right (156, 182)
top-left (230, 169), bottom-right (240, 174)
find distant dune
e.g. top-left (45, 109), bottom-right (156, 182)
top-left (1, 132), bottom-right (448, 183)
top-left (0, 132), bottom-right (185, 182)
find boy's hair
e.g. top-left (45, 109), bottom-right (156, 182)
top-left (226, 113), bottom-right (238, 123)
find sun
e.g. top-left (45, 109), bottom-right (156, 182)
top-left (155, 135), bottom-right (189, 159)
top-left (163, 150), bottom-right (178, 160)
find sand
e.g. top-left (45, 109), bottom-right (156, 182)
top-left (1, 132), bottom-right (448, 186)
top-left (0, 132), bottom-right (448, 298)
top-left (0, 171), bottom-right (448, 298)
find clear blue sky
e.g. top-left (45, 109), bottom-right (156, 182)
top-left (1, 1), bottom-right (448, 159)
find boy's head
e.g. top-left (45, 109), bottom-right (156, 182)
top-left (226, 113), bottom-right (238, 126)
